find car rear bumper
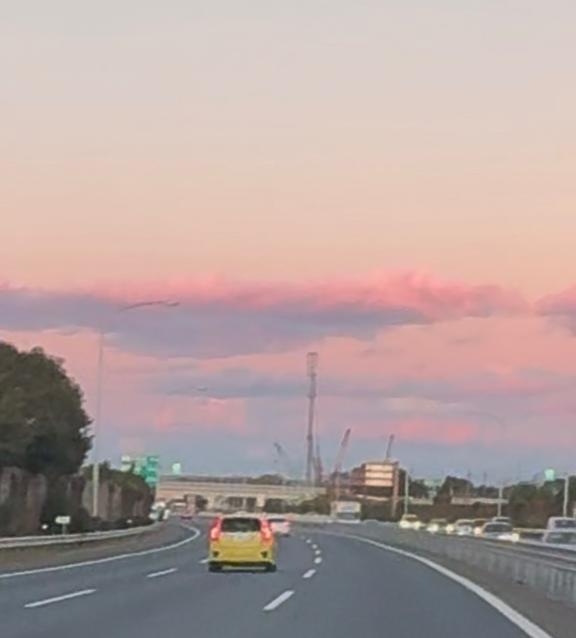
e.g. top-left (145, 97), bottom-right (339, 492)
top-left (209, 545), bottom-right (274, 564)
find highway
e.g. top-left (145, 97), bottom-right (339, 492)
top-left (0, 520), bottom-right (555, 638)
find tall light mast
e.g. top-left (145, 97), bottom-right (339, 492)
top-left (305, 352), bottom-right (318, 485)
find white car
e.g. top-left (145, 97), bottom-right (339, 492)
top-left (491, 516), bottom-right (512, 525)
top-left (426, 519), bottom-right (448, 534)
top-left (480, 522), bottom-right (519, 542)
top-left (267, 516), bottom-right (291, 536)
top-left (399, 514), bottom-right (422, 530)
top-left (542, 518), bottom-right (576, 544)
top-left (545, 517), bottom-right (576, 531)
top-left (451, 519), bottom-right (475, 536)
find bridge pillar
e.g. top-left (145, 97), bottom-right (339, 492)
top-left (256, 494), bottom-right (266, 510)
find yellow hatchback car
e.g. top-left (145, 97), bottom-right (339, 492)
top-left (208, 514), bottom-right (276, 572)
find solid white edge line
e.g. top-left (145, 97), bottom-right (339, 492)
top-left (263, 590), bottom-right (295, 612)
top-left (1, 526), bottom-right (201, 580)
top-left (146, 567), bottom-right (178, 579)
top-left (25, 589), bottom-right (96, 609)
top-left (340, 533), bottom-right (554, 638)
top-left (314, 556), bottom-right (322, 564)
top-left (302, 568), bottom-right (316, 579)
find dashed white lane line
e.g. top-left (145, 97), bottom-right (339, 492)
top-left (199, 558), bottom-right (209, 564)
top-left (25, 589), bottom-right (96, 609)
top-left (263, 590), bottom-right (295, 612)
top-left (314, 548), bottom-right (322, 555)
top-left (0, 526), bottom-right (201, 580)
top-left (147, 568), bottom-right (178, 579)
top-left (314, 556), bottom-right (323, 564)
top-left (305, 539), bottom-right (312, 544)
top-left (302, 568), bottom-right (316, 579)
top-left (311, 544), bottom-right (318, 550)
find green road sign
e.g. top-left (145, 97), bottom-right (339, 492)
top-left (121, 454), bottom-right (160, 488)
top-left (544, 468), bottom-right (556, 482)
top-left (141, 455), bottom-right (160, 487)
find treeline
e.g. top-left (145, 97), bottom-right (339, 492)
top-left (0, 342), bottom-right (152, 534)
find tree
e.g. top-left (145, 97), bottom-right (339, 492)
top-left (437, 475), bottom-right (473, 498)
top-left (409, 479), bottom-right (430, 499)
top-left (0, 342), bottom-right (91, 477)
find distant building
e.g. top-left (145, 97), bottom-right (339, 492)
top-left (350, 460), bottom-right (400, 500)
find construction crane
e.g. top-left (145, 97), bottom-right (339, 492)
top-left (333, 427), bottom-right (352, 501)
top-left (273, 442), bottom-right (295, 480)
top-left (385, 433), bottom-right (395, 460)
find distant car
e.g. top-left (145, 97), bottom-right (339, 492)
top-left (473, 519), bottom-right (488, 536)
top-left (208, 514), bottom-right (276, 572)
top-left (542, 518), bottom-right (576, 544)
top-left (491, 516), bottom-right (512, 525)
top-left (480, 522), bottom-right (519, 542)
top-left (545, 517), bottom-right (576, 531)
top-left (399, 514), bottom-right (422, 530)
top-left (267, 516), bottom-right (291, 536)
top-left (451, 519), bottom-right (475, 536)
top-left (542, 531), bottom-right (576, 545)
top-left (426, 518), bottom-right (448, 534)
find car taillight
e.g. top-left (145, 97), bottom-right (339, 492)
top-left (260, 521), bottom-right (273, 542)
top-left (209, 520), bottom-right (221, 542)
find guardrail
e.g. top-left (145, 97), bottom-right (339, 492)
top-left (0, 523), bottom-right (161, 550)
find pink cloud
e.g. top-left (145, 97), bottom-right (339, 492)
top-left (93, 272), bottom-right (526, 318)
top-left (0, 272), bottom-right (526, 359)
top-left (537, 286), bottom-right (576, 316)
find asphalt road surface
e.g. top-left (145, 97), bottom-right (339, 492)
top-left (0, 522), bottom-right (553, 638)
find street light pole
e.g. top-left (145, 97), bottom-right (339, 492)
top-left (91, 300), bottom-right (178, 519)
top-left (563, 475), bottom-right (570, 518)
top-left (91, 329), bottom-right (105, 518)
top-left (404, 469), bottom-right (410, 516)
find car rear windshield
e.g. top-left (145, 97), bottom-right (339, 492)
top-left (554, 519), bottom-right (576, 529)
top-left (485, 523), bottom-right (512, 533)
top-left (221, 517), bottom-right (261, 533)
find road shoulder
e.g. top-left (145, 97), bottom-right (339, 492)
top-left (0, 521), bottom-right (197, 573)
top-left (319, 527), bottom-right (575, 638)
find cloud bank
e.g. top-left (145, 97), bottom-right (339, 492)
top-left (0, 273), bottom-right (526, 358)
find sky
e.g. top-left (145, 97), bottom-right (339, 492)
top-left (2, 1), bottom-right (576, 482)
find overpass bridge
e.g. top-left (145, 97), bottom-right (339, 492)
top-left (157, 476), bottom-right (326, 511)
